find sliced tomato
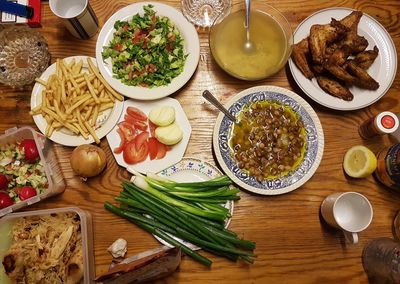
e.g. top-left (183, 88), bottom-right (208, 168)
top-left (114, 43), bottom-right (123, 51)
top-left (114, 128), bottom-right (126, 154)
top-left (156, 141), bottom-right (167, 160)
top-left (148, 137), bottom-right (158, 160)
top-left (135, 132), bottom-right (149, 150)
top-left (148, 120), bottom-right (157, 137)
top-left (123, 138), bottom-right (149, 164)
top-left (127, 106), bottom-right (148, 121)
top-left (124, 114), bottom-right (148, 131)
top-left (118, 121), bottom-right (136, 142)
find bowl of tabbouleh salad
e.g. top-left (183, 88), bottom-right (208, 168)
top-left (96, 2), bottom-right (200, 100)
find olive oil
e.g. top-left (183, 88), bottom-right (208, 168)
top-left (210, 10), bottom-right (288, 79)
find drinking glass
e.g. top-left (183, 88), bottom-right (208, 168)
top-left (181, 0), bottom-right (231, 28)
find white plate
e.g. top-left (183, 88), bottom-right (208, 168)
top-left (30, 56), bottom-right (124, 147)
top-left (288, 7), bottom-right (397, 111)
top-left (213, 86), bottom-right (324, 195)
top-left (107, 97), bottom-right (191, 173)
top-left (154, 157), bottom-right (234, 250)
top-left (96, 2), bottom-right (200, 100)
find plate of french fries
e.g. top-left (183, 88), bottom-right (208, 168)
top-left (30, 56), bottom-right (124, 146)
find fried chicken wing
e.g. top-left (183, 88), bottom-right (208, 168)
top-left (326, 45), bottom-right (352, 66)
top-left (353, 46), bottom-right (379, 69)
top-left (308, 19), bottom-right (348, 64)
top-left (323, 62), bottom-right (356, 84)
top-left (347, 60), bottom-right (380, 90)
top-left (292, 38), bottom-right (314, 79)
top-left (317, 76), bottom-right (354, 101)
top-left (339, 10), bottom-right (363, 31)
top-left (312, 64), bottom-right (325, 75)
top-left (325, 11), bottom-right (367, 56)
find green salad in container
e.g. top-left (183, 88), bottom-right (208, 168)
top-left (102, 4), bottom-right (188, 88)
top-left (0, 139), bottom-right (48, 209)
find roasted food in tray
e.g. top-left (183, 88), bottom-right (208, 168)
top-left (291, 10), bottom-right (380, 101)
top-left (2, 212), bottom-right (84, 284)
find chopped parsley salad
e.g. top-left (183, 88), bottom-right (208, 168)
top-left (102, 4), bottom-right (188, 88)
top-left (0, 139), bottom-right (48, 209)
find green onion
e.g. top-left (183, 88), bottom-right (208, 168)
top-left (105, 172), bottom-right (256, 266)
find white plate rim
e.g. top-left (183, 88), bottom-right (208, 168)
top-left (154, 157), bottom-right (234, 250)
top-left (30, 55), bottom-right (124, 147)
top-left (95, 2), bottom-right (200, 100)
top-left (213, 85), bottom-right (325, 195)
top-left (288, 7), bottom-right (397, 111)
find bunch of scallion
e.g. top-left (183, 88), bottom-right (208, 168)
top-left (104, 171), bottom-right (256, 267)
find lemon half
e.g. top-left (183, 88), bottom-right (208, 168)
top-left (343, 145), bottom-right (377, 178)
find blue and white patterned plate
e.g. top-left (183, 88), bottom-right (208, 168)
top-left (213, 86), bottom-right (324, 195)
top-left (154, 157), bottom-right (234, 250)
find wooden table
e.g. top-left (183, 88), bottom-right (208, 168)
top-left (1, 0), bottom-right (400, 283)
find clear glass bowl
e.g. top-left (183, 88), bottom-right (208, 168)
top-left (209, 1), bottom-right (293, 80)
top-left (0, 26), bottom-right (50, 88)
top-left (181, 0), bottom-right (231, 28)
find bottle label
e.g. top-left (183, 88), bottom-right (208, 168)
top-left (382, 115), bottom-right (396, 129)
top-left (385, 144), bottom-right (400, 188)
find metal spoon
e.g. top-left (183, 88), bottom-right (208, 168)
top-left (244, 0), bottom-right (255, 53)
top-left (202, 90), bottom-right (237, 123)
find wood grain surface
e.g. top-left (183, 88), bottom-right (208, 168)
top-left (1, 0), bottom-right (400, 283)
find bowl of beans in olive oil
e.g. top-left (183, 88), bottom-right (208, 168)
top-left (212, 86), bottom-right (324, 195)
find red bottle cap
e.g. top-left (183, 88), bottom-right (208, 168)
top-left (381, 115), bottom-right (396, 129)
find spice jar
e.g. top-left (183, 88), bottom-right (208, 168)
top-left (359, 112), bottom-right (399, 139)
top-left (375, 144), bottom-right (400, 190)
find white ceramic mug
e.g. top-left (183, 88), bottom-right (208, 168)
top-left (49, 0), bottom-right (98, 39)
top-left (320, 192), bottom-right (373, 244)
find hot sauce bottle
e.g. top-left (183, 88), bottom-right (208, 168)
top-left (375, 144), bottom-right (400, 190)
top-left (359, 112), bottom-right (399, 139)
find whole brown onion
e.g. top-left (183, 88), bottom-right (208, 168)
top-left (70, 145), bottom-right (107, 178)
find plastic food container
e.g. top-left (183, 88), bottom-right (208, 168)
top-left (0, 126), bottom-right (66, 217)
top-left (0, 207), bottom-right (94, 284)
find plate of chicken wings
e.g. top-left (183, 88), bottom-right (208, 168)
top-left (288, 7), bottom-right (397, 111)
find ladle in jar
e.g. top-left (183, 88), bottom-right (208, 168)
top-left (202, 90), bottom-right (237, 123)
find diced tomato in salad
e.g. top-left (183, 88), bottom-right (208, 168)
top-left (113, 107), bottom-right (171, 165)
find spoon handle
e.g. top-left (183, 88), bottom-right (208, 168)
top-left (245, 0), bottom-right (251, 28)
top-left (202, 90), bottom-right (237, 123)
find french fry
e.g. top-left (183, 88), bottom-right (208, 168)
top-left (84, 121), bottom-right (100, 144)
top-left (35, 78), bottom-right (48, 87)
top-left (99, 102), bottom-right (114, 112)
top-left (72, 60), bottom-right (83, 74)
top-left (32, 57), bottom-right (123, 144)
top-left (66, 94), bottom-right (92, 114)
top-left (84, 73), bottom-right (100, 104)
top-left (68, 75), bottom-right (81, 95)
top-left (61, 79), bottom-right (67, 104)
top-left (87, 58), bottom-right (124, 101)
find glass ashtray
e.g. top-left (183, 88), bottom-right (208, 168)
top-left (0, 26), bottom-right (50, 88)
